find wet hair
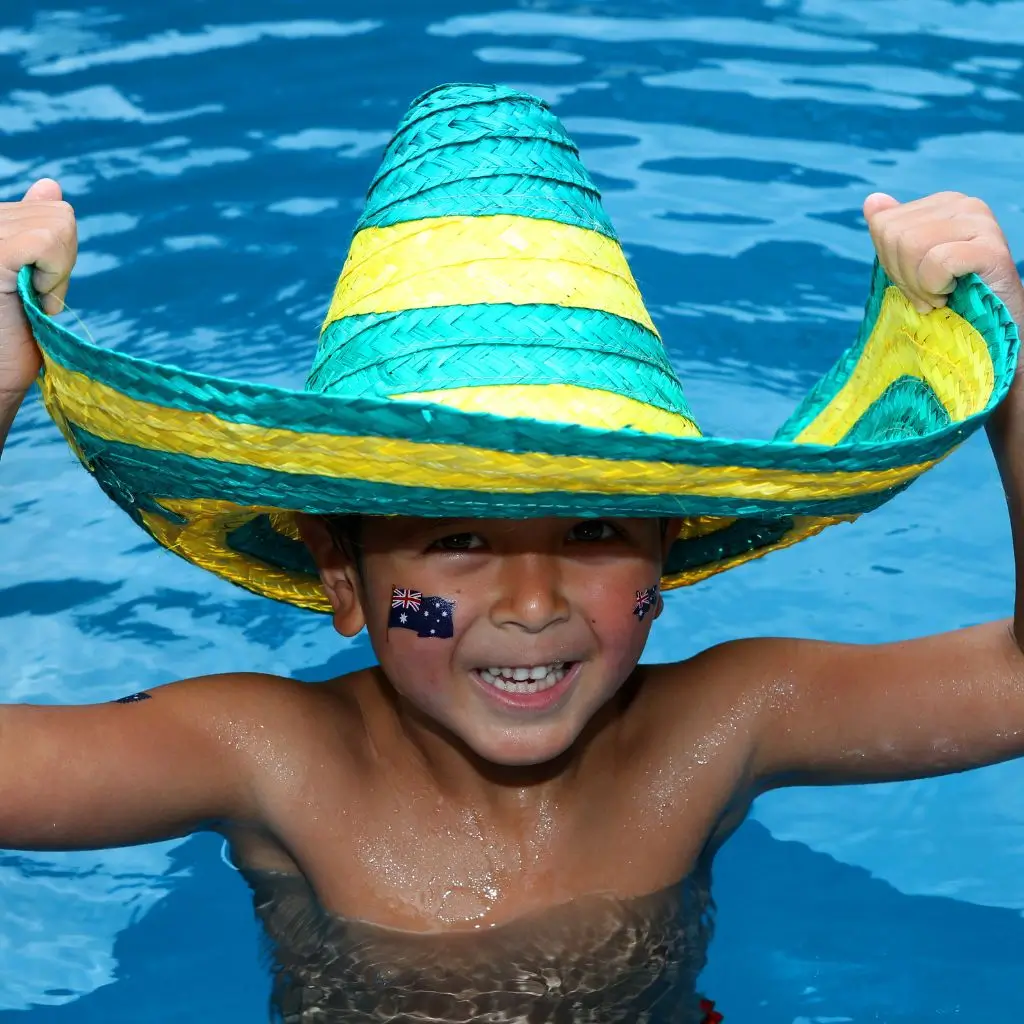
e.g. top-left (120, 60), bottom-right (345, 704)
top-left (323, 514), bottom-right (364, 578)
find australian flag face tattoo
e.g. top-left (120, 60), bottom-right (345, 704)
top-left (633, 586), bottom-right (658, 622)
top-left (388, 587), bottom-right (455, 638)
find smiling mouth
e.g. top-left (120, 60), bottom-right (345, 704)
top-left (476, 662), bottom-right (572, 694)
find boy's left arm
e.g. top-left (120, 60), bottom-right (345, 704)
top-left (751, 191), bottom-right (1024, 788)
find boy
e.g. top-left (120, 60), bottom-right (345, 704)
top-left (2, 85), bottom-right (1024, 1022)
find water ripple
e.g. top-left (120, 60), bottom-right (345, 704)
top-left (646, 60), bottom-right (986, 110)
top-left (0, 85), bottom-right (221, 133)
top-left (791, 0), bottom-right (1024, 45)
top-left (429, 12), bottom-right (875, 51)
top-left (28, 19), bottom-right (383, 76)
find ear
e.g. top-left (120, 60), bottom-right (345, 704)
top-left (294, 514), bottom-right (366, 637)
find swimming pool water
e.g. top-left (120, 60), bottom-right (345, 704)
top-left (1, 1), bottom-right (1023, 1020)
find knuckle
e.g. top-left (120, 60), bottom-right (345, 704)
top-left (53, 199), bottom-right (76, 229)
top-left (961, 195), bottom-right (991, 215)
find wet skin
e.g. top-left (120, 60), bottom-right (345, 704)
top-left (5, 508), bottom-right (1024, 942)
top-left (227, 513), bottom-right (746, 930)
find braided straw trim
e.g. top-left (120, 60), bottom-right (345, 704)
top-left (41, 360), bottom-right (941, 501)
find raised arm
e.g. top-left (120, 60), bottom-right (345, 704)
top-left (0, 182), bottom-right (271, 850)
top-left (749, 191), bottom-right (1024, 788)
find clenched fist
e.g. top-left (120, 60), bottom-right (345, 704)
top-left (864, 190), bottom-right (1024, 327)
top-left (0, 179), bottom-right (77, 398)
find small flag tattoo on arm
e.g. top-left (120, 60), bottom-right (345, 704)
top-left (112, 692), bottom-right (152, 704)
top-left (389, 586), bottom-right (455, 638)
top-left (634, 586), bottom-right (658, 621)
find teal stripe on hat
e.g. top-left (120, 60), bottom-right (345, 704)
top-left (69, 426), bottom-right (910, 520)
top-left (840, 377), bottom-right (950, 443)
top-left (662, 517), bottom-right (795, 574)
top-left (307, 304), bottom-right (693, 419)
top-left (387, 84), bottom-right (546, 140)
top-left (356, 83), bottom-right (616, 237)
top-left (372, 94), bottom-right (578, 191)
top-left (357, 175), bottom-right (616, 237)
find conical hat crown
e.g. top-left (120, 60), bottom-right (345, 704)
top-left (305, 83), bottom-right (700, 439)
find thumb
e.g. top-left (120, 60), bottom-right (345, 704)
top-left (863, 191), bottom-right (899, 222)
top-left (22, 178), bottom-right (62, 203)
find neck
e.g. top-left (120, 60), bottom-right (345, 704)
top-left (367, 666), bottom-right (620, 817)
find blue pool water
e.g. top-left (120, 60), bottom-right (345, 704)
top-left (2, 1), bottom-right (1024, 1020)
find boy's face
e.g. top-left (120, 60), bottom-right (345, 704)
top-left (307, 516), bottom-right (677, 766)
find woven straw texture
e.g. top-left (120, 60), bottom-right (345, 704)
top-left (19, 82), bottom-right (1020, 612)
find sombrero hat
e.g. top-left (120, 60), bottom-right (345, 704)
top-left (18, 83), bottom-right (1018, 613)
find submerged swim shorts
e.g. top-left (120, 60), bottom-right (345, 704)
top-left (700, 998), bottom-right (724, 1023)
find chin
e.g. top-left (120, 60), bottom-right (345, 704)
top-left (462, 721), bottom-right (583, 767)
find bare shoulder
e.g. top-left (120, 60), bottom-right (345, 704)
top-left (636, 636), bottom-right (798, 720)
top-left (625, 637), bottom-right (801, 771)
top-left (156, 668), bottom-right (371, 763)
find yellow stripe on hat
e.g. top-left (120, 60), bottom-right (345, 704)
top-left (391, 384), bottom-right (700, 437)
top-left (796, 286), bottom-right (995, 445)
top-left (323, 215), bottom-right (658, 335)
top-left (41, 355), bottom-right (941, 502)
top-left (138, 499), bottom-right (331, 612)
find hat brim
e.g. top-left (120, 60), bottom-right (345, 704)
top-left (19, 263), bottom-right (1017, 611)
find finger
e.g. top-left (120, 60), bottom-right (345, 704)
top-left (44, 275), bottom-right (71, 315)
top-left (21, 178), bottom-right (62, 203)
top-left (893, 233), bottom-right (941, 313)
top-left (2, 227), bottom-right (77, 313)
top-left (918, 239), bottom-right (1001, 298)
top-left (870, 200), bottom-right (984, 312)
top-left (863, 192), bottom-right (900, 222)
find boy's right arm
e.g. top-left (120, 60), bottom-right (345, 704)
top-left (0, 679), bottom-right (274, 850)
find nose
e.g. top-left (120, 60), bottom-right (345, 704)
top-left (490, 553), bottom-right (571, 633)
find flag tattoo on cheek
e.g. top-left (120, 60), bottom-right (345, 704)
top-left (388, 586), bottom-right (455, 638)
top-left (634, 585), bottom-right (658, 622)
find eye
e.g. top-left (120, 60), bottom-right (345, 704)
top-left (568, 520), bottom-right (619, 543)
top-left (430, 532), bottom-right (484, 552)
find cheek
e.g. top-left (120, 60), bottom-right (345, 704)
top-left (583, 580), bottom-right (658, 667)
top-left (373, 621), bottom-right (461, 717)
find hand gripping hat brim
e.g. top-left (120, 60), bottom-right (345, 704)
top-left (18, 83), bottom-right (1019, 613)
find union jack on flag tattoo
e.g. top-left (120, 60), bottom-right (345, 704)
top-left (391, 587), bottom-right (422, 612)
top-left (388, 586), bottom-right (455, 638)
top-left (634, 585), bottom-right (658, 621)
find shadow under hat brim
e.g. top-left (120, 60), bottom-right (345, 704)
top-left (17, 264), bottom-right (1018, 612)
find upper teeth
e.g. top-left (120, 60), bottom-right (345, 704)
top-left (478, 663), bottom-right (568, 693)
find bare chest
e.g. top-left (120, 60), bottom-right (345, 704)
top-left (238, 744), bottom-right (737, 932)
